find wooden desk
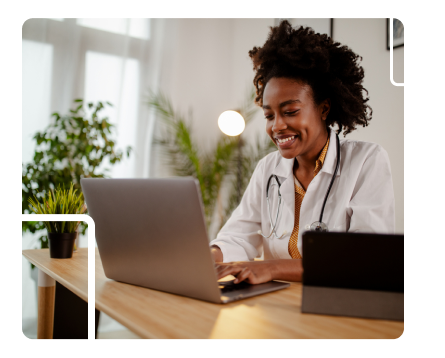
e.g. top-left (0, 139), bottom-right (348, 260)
top-left (23, 248), bottom-right (403, 340)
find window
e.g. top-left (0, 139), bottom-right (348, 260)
top-left (77, 18), bottom-right (150, 40)
top-left (22, 18), bottom-right (151, 177)
top-left (84, 51), bottom-right (139, 177)
top-left (22, 40), bottom-right (53, 164)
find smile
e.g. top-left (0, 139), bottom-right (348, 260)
top-left (275, 135), bottom-right (297, 148)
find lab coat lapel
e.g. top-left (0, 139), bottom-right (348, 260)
top-left (271, 157), bottom-right (295, 218)
top-left (268, 130), bottom-right (340, 231)
top-left (319, 129), bottom-right (341, 176)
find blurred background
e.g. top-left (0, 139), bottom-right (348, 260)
top-left (22, 18), bottom-right (404, 338)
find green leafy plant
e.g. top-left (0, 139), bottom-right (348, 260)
top-left (22, 99), bottom-right (131, 249)
top-left (220, 134), bottom-right (277, 227)
top-left (147, 89), bottom-right (276, 232)
top-left (28, 183), bottom-right (87, 234)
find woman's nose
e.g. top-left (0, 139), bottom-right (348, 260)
top-left (272, 114), bottom-right (287, 132)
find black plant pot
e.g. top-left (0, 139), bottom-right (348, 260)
top-left (48, 232), bottom-right (78, 258)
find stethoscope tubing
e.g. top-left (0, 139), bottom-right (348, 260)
top-left (261, 133), bottom-right (341, 238)
top-left (265, 175), bottom-right (283, 239)
top-left (318, 133), bottom-right (341, 223)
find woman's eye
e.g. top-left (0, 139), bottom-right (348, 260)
top-left (264, 110), bottom-right (298, 119)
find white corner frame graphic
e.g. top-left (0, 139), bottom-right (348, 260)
top-left (0, 214), bottom-right (96, 358)
top-left (389, 0), bottom-right (445, 87)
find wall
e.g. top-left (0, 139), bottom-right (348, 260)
top-left (151, 19), bottom-right (274, 179)
top-left (333, 19), bottom-right (404, 233)
top-left (151, 18), bottom-right (404, 234)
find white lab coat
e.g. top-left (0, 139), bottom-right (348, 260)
top-left (210, 129), bottom-right (395, 262)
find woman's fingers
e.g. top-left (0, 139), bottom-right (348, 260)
top-left (234, 267), bottom-right (252, 284)
top-left (216, 265), bottom-right (255, 284)
top-left (215, 263), bottom-right (241, 273)
top-left (215, 265), bottom-right (243, 280)
top-left (215, 262), bottom-right (271, 284)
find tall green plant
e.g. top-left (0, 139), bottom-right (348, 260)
top-left (28, 183), bottom-right (87, 234)
top-left (22, 99), bottom-right (131, 248)
top-left (220, 134), bottom-right (276, 227)
top-left (147, 89), bottom-right (276, 230)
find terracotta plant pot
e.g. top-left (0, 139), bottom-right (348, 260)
top-left (48, 232), bottom-right (78, 258)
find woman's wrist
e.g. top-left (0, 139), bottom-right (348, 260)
top-left (210, 245), bottom-right (223, 263)
top-left (268, 260), bottom-right (281, 281)
top-left (268, 259), bottom-right (303, 282)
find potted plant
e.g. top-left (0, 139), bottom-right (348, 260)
top-left (28, 183), bottom-right (87, 259)
top-left (22, 99), bottom-right (131, 256)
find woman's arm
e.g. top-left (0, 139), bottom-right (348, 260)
top-left (209, 159), bottom-right (266, 262)
top-left (210, 245), bottom-right (223, 263)
top-left (215, 259), bottom-right (303, 284)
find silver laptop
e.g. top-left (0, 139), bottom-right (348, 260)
top-left (81, 177), bottom-right (289, 303)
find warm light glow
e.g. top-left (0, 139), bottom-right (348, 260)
top-left (218, 110), bottom-right (245, 136)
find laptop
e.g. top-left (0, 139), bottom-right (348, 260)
top-left (301, 231), bottom-right (404, 320)
top-left (81, 177), bottom-right (290, 303)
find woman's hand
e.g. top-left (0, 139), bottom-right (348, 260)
top-left (215, 261), bottom-right (275, 284)
top-left (215, 259), bottom-right (303, 284)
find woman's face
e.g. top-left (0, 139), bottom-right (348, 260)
top-left (263, 77), bottom-right (330, 160)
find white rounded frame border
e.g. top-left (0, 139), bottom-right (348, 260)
top-left (0, 214), bottom-right (96, 358)
top-left (389, 0), bottom-right (445, 87)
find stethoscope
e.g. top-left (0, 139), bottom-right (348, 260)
top-left (258, 133), bottom-right (341, 239)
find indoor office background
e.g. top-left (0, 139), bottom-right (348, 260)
top-left (22, 18), bottom-right (404, 339)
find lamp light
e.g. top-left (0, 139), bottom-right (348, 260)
top-left (217, 109), bottom-right (246, 204)
top-left (218, 110), bottom-right (245, 136)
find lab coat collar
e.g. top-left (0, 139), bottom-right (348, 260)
top-left (271, 156), bottom-right (295, 220)
top-left (271, 129), bottom-right (341, 181)
top-left (271, 157), bottom-right (294, 183)
top-left (319, 129), bottom-right (341, 176)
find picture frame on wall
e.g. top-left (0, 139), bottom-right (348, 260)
top-left (275, 18), bottom-right (334, 39)
top-left (387, 18), bottom-right (404, 50)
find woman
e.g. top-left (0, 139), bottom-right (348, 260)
top-left (210, 21), bottom-right (395, 284)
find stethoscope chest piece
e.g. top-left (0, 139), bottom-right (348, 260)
top-left (310, 221), bottom-right (329, 232)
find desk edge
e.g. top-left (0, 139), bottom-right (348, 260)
top-left (22, 250), bottom-right (88, 302)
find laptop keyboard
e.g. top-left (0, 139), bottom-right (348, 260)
top-left (219, 281), bottom-right (251, 293)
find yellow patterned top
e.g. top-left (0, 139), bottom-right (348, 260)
top-left (288, 137), bottom-right (330, 259)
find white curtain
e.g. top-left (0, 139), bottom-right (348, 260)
top-left (22, 18), bottom-right (164, 338)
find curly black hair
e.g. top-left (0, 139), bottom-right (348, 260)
top-left (249, 20), bottom-right (372, 136)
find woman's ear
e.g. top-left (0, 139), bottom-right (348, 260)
top-left (320, 99), bottom-right (331, 121)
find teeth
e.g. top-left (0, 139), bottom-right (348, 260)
top-left (277, 136), bottom-right (295, 144)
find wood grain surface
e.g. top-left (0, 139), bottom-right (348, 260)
top-left (95, 249), bottom-right (404, 339)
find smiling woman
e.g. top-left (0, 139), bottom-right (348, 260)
top-left (209, 20), bottom-right (395, 284)
top-left (251, 22), bottom-right (372, 137)
top-left (263, 78), bottom-right (335, 193)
